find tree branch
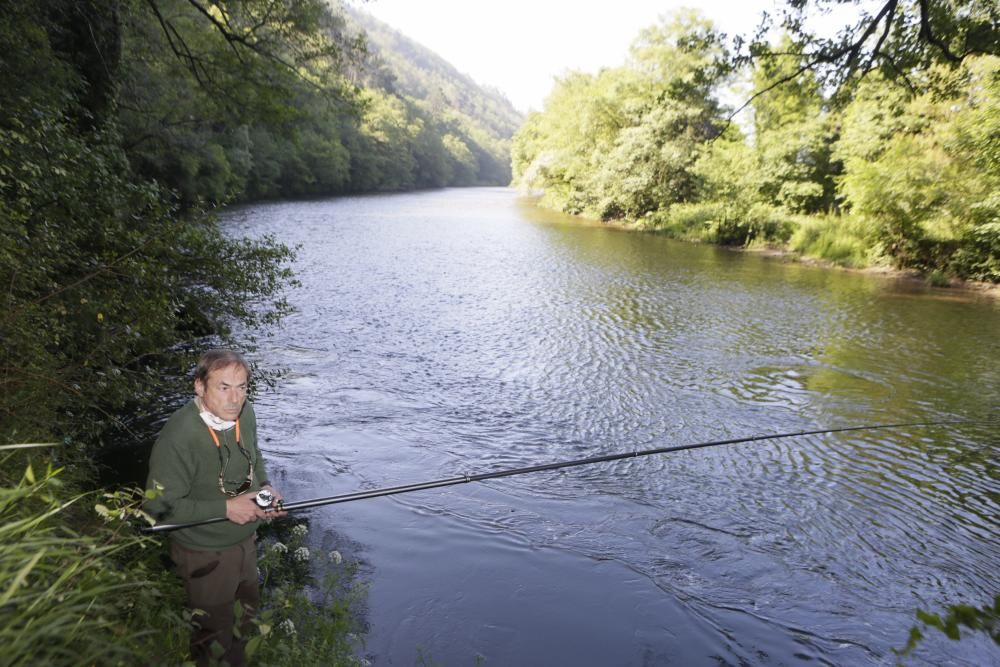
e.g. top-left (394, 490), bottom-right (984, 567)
top-left (864, 0), bottom-right (898, 74)
top-left (917, 0), bottom-right (964, 63)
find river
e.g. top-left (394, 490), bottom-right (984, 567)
top-left (222, 188), bottom-right (998, 666)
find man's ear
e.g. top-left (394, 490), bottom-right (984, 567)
top-left (194, 379), bottom-right (205, 397)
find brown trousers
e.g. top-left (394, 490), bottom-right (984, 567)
top-left (170, 536), bottom-right (259, 667)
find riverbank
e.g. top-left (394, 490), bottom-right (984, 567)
top-left (737, 244), bottom-right (1000, 299)
top-left (551, 197), bottom-right (1000, 299)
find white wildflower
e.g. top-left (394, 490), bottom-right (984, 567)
top-left (278, 619), bottom-right (296, 637)
top-left (329, 550), bottom-right (343, 565)
top-left (270, 541), bottom-right (287, 554)
top-left (293, 546), bottom-right (310, 562)
top-left (291, 524), bottom-right (308, 538)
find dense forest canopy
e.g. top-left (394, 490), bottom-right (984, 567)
top-left (342, 2), bottom-right (522, 188)
top-left (117, 0), bottom-right (520, 206)
top-left (513, 2), bottom-right (1000, 283)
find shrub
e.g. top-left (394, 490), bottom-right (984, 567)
top-left (643, 202), bottom-right (728, 239)
top-left (789, 215), bottom-right (871, 268)
top-left (252, 519), bottom-right (366, 666)
top-left (950, 221), bottom-right (1000, 283)
top-left (645, 202), bottom-right (799, 247)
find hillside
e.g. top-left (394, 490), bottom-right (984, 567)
top-left (342, 2), bottom-right (523, 183)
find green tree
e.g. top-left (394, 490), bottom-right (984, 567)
top-left (835, 56), bottom-right (1000, 278)
top-left (750, 37), bottom-right (836, 214)
top-left (512, 10), bottom-right (730, 221)
top-left (735, 0), bottom-right (999, 96)
top-left (511, 70), bottom-right (610, 214)
top-left (0, 1), bottom-right (296, 449)
top-left (119, 0), bottom-right (363, 206)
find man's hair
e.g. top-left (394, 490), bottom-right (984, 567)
top-left (194, 349), bottom-right (251, 384)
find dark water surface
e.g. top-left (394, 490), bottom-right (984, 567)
top-left (223, 188), bottom-right (999, 666)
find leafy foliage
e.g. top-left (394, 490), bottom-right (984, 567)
top-left (896, 595), bottom-right (1000, 658)
top-left (0, 456), bottom-right (189, 666)
top-left (835, 57), bottom-right (1000, 278)
top-left (115, 0), bottom-right (521, 208)
top-left (733, 0), bottom-right (1000, 96)
top-left (251, 520), bottom-right (365, 666)
top-left (514, 12), bottom-right (729, 221)
top-left (513, 7), bottom-right (1000, 283)
top-left (344, 3), bottom-right (521, 187)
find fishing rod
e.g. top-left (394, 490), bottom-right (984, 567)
top-left (143, 420), bottom-right (970, 534)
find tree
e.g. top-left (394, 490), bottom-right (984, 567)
top-left (119, 0), bottom-right (365, 206)
top-left (834, 56), bottom-right (1000, 277)
top-left (750, 36), bottom-right (837, 213)
top-left (0, 1), bottom-right (297, 448)
top-left (734, 0), bottom-right (999, 104)
top-left (512, 11), bottom-right (731, 221)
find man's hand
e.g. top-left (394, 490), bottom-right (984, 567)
top-left (261, 484), bottom-right (288, 520)
top-left (225, 492), bottom-right (268, 525)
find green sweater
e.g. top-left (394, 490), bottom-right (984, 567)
top-left (144, 399), bottom-right (270, 550)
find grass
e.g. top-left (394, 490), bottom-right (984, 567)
top-left (0, 453), bottom-right (188, 666)
top-left (788, 214), bottom-right (873, 268)
top-left (637, 202), bottom-right (899, 273)
top-left (0, 450), bottom-right (366, 667)
top-left (641, 202), bottom-right (800, 247)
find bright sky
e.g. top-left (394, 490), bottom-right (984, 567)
top-left (349, 0), bottom-right (785, 113)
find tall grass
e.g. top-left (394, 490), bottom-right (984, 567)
top-left (788, 214), bottom-right (874, 268)
top-left (0, 453), bottom-right (188, 667)
top-left (1, 451), bottom-right (366, 666)
top-left (641, 202), bottom-right (799, 246)
top-left (639, 202), bottom-right (893, 272)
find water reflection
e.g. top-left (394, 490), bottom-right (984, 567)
top-left (225, 189), bottom-right (999, 666)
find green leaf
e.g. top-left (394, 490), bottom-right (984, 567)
top-left (246, 635), bottom-right (263, 658)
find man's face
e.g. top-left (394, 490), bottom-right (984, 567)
top-left (195, 363), bottom-right (248, 421)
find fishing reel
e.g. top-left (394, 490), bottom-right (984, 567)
top-left (255, 488), bottom-right (275, 509)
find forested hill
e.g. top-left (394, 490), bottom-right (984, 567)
top-left (25, 0), bottom-right (523, 211)
top-left (342, 3), bottom-right (522, 186)
top-left (345, 5), bottom-right (521, 142)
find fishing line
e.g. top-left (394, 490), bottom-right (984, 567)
top-left (143, 419), bottom-right (978, 533)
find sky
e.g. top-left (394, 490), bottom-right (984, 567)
top-left (348, 0), bottom-right (786, 113)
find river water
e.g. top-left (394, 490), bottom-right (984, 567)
top-left (223, 188), bottom-right (998, 666)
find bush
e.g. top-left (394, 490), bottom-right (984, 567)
top-left (644, 202), bottom-right (799, 246)
top-left (643, 202), bottom-right (728, 239)
top-left (789, 215), bottom-right (871, 268)
top-left (251, 519), bottom-right (367, 666)
top-left (950, 221), bottom-right (1000, 283)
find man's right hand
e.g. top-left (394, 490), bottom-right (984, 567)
top-left (225, 492), bottom-right (267, 525)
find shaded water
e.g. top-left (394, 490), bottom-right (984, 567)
top-left (223, 188), bottom-right (998, 666)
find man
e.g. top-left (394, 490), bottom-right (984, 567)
top-left (145, 349), bottom-right (285, 666)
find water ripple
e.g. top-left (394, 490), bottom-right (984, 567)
top-left (225, 191), bottom-right (1000, 666)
